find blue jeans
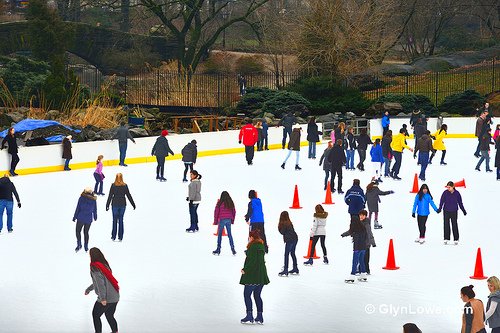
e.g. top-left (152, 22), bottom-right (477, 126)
top-left (324, 170), bottom-right (330, 189)
top-left (119, 142), bottom-right (127, 165)
top-left (189, 202), bottom-right (199, 230)
top-left (64, 159), bottom-right (71, 170)
top-left (217, 219), bottom-right (234, 249)
top-left (351, 250), bottom-right (366, 275)
top-left (418, 152), bottom-right (429, 180)
top-left (244, 285), bottom-right (264, 312)
top-left (308, 142), bottom-right (317, 158)
top-left (94, 172), bottom-right (103, 194)
top-left (391, 151), bottom-right (402, 176)
top-left (111, 206), bottom-right (126, 240)
top-left (0, 200), bottom-right (14, 231)
top-left (383, 157), bottom-right (391, 176)
top-left (346, 149), bottom-right (355, 169)
top-left (284, 241), bottom-right (298, 270)
top-left (283, 150), bottom-right (300, 165)
top-left (476, 150), bottom-right (491, 170)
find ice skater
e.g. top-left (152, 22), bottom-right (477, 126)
top-left (281, 127), bottom-right (302, 170)
top-left (496, 135), bottom-right (500, 180)
top-left (113, 121), bottom-right (136, 167)
top-left (475, 127), bottom-right (495, 172)
top-left (382, 111), bottom-right (390, 136)
top-left (438, 181), bottom-right (467, 245)
top-left (255, 121), bottom-right (264, 151)
top-left (62, 135), bottom-right (72, 171)
top-left (240, 229), bottom-right (270, 325)
top-left (365, 180), bottom-right (394, 229)
top-left (304, 204), bottom-right (329, 266)
top-left (244, 190), bottom-right (268, 253)
top-left (151, 130), bottom-right (174, 181)
top-left (344, 179), bottom-right (366, 217)
top-left (238, 120), bottom-right (258, 165)
top-left (327, 139), bottom-right (347, 193)
top-left (341, 215), bottom-right (368, 283)
top-left (212, 191), bottom-right (236, 255)
top-left (261, 119), bottom-right (269, 150)
top-left (475, 109), bottom-right (490, 157)
top-left (369, 138), bottom-right (383, 182)
top-left (186, 170), bottom-right (202, 232)
top-left (485, 276), bottom-right (500, 332)
top-left (0, 174), bottom-right (21, 234)
top-left (414, 130), bottom-right (434, 181)
top-left (357, 128), bottom-right (372, 171)
top-left (390, 128), bottom-right (413, 180)
top-left (319, 141), bottom-right (333, 190)
top-left (181, 140), bottom-right (197, 182)
top-left (73, 187), bottom-right (97, 252)
top-left (307, 117), bottom-right (321, 159)
top-left (1, 127), bottom-right (20, 176)
top-left (94, 155), bottom-right (105, 195)
top-left (345, 127), bottom-right (357, 170)
top-left (105, 173), bottom-right (136, 241)
top-left (411, 184), bottom-right (438, 244)
top-left (429, 124), bottom-right (447, 165)
top-left (278, 112), bottom-right (297, 149)
top-left (460, 285), bottom-right (486, 333)
top-left (85, 247), bottom-right (120, 333)
top-left (277, 211), bottom-right (299, 276)
top-left (381, 130), bottom-right (393, 177)
top-left (359, 210), bottom-right (375, 275)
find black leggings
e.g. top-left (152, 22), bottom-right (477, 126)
top-left (156, 155), bottom-right (165, 177)
top-left (76, 222), bottom-right (91, 245)
top-left (430, 150), bottom-right (446, 162)
top-left (444, 210), bottom-right (459, 241)
top-left (244, 285), bottom-right (263, 312)
top-left (92, 301), bottom-right (118, 333)
top-left (417, 215), bottom-right (428, 238)
top-left (10, 153), bottom-right (20, 172)
top-left (310, 235), bottom-right (327, 257)
top-left (183, 163), bottom-right (193, 180)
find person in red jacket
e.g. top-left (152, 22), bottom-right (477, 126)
top-left (239, 120), bottom-right (258, 165)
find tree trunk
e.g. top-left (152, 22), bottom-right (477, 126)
top-left (120, 0), bottom-right (131, 33)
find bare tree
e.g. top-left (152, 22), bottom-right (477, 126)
top-left (471, 0), bottom-right (500, 41)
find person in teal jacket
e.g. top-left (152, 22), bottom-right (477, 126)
top-left (411, 184), bottom-right (438, 244)
top-left (240, 229), bottom-right (270, 325)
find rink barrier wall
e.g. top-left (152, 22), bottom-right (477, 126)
top-left (1, 124), bottom-right (313, 176)
top-left (1, 117), bottom-right (480, 176)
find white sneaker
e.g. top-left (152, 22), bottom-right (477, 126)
top-left (454, 241), bottom-right (459, 245)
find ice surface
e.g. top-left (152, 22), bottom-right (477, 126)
top-left (0, 138), bottom-right (498, 333)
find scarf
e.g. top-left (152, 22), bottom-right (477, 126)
top-left (90, 262), bottom-right (120, 292)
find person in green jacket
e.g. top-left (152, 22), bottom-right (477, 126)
top-left (240, 229), bottom-right (270, 325)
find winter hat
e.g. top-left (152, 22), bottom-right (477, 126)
top-left (161, 130), bottom-right (168, 137)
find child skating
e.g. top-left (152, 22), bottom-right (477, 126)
top-left (304, 204), bottom-right (329, 266)
top-left (277, 211), bottom-right (299, 277)
top-left (411, 184), bottom-right (439, 244)
top-left (365, 180), bottom-right (394, 229)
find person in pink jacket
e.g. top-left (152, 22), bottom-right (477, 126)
top-left (93, 155), bottom-right (105, 195)
top-left (213, 191), bottom-right (237, 256)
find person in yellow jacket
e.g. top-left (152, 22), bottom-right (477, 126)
top-left (390, 128), bottom-right (413, 180)
top-left (429, 124), bottom-right (447, 165)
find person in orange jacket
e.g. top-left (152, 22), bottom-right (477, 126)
top-left (239, 120), bottom-right (259, 165)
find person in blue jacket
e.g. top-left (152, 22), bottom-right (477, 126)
top-left (411, 184), bottom-right (438, 244)
top-left (382, 111), bottom-right (390, 136)
top-left (344, 179), bottom-right (366, 216)
top-left (73, 187), bottom-right (97, 252)
top-left (244, 190), bottom-right (268, 253)
top-left (370, 138), bottom-right (384, 182)
top-left (261, 119), bottom-right (269, 150)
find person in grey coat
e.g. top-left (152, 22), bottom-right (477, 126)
top-left (486, 276), bottom-right (500, 332)
top-left (181, 140), bottom-right (197, 182)
top-left (365, 180), bottom-right (394, 229)
top-left (278, 112), bottom-right (297, 149)
top-left (114, 122), bottom-right (136, 166)
top-left (186, 170), bottom-right (202, 232)
top-left (319, 141), bottom-right (333, 190)
top-left (359, 210), bottom-right (375, 275)
top-left (85, 248), bottom-right (120, 333)
top-left (151, 130), bottom-right (174, 181)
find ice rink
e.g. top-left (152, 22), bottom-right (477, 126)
top-left (1, 138), bottom-right (498, 332)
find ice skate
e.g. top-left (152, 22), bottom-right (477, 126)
top-left (280, 163), bottom-right (285, 169)
top-left (231, 248), bottom-right (237, 255)
top-left (454, 241), bottom-right (459, 245)
top-left (295, 165), bottom-right (302, 170)
top-left (75, 243), bottom-right (82, 252)
top-left (444, 240), bottom-right (449, 245)
top-left (288, 267), bottom-right (299, 275)
top-left (255, 312), bottom-right (264, 325)
top-left (345, 275), bottom-right (357, 283)
top-left (303, 258), bottom-right (313, 266)
top-left (212, 248), bottom-right (221, 256)
top-left (278, 269), bottom-right (288, 277)
top-left (357, 273), bottom-right (368, 282)
top-left (374, 222), bottom-right (383, 229)
top-left (240, 311), bottom-right (254, 324)
top-left (323, 256), bottom-right (329, 264)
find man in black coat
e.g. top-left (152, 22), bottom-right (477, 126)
top-left (151, 130), bottom-right (174, 181)
top-left (328, 139), bottom-right (347, 193)
top-left (181, 140), bottom-right (198, 182)
top-left (278, 112), bottom-right (297, 149)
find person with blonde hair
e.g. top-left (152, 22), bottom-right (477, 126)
top-left (94, 155), bottom-right (105, 195)
top-left (486, 276), bottom-right (500, 332)
top-left (105, 173), bottom-right (136, 241)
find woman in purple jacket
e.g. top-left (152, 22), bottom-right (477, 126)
top-left (213, 191), bottom-right (236, 256)
top-left (73, 187), bottom-right (97, 252)
top-left (438, 181), bottom-right (467, 245)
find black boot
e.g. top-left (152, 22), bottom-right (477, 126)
top-left (295, 165), bottom-right (301, 170)
top-left (281, 163), bottom-right (285, 169)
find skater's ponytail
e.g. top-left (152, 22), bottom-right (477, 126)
top-left (218, 191), bottom-right (234, 210)
top-left (191, 170), bottom-right (202, 180)
top-left (460, 285), bottom-right (476, 299)
top-left (96, 155), bottom-right (103, 165)
top-left (89, 247), bottom-right (111, 271)
top-left (278, 211), bottom-right (292, 230)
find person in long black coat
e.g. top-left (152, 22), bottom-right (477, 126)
top-left (151, 130), bottom-right (174, 181)
top-left (181, 140), bottom-right (198, 182)
top-left (328, 139), bottom-right (347, 193)
top-left (1, 127), bottom-right (20, 176)
top-left (307, 117), bottom-right (321, 159)
top-left (62, 135), bottom-right (73, 171)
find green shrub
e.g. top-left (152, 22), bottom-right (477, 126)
top-left (262, 91), bottom-right (311, 118)
top-left (438, 90), bottom-right (486, 115)
top-left (374, 94), bottom-right (437, 116)
top-left (286, 76), bottom-right (372, 116)
top-left (234, 56), bottom-right (264, 75)
top-left (235, 87), bottom-right (275, 113)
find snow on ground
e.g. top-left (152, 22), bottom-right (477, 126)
top-left (0, 138), bottom-right (498, 333)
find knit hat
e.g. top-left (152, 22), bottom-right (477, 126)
top-left (161, 130), bottom-right (168, 137)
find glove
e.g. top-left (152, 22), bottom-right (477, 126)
top-left (106, 207), bottom-right (109, 211)
top-left (463, 210), bottom-right (467, 216)
top-left (373, 244), bottom-right (376, 248)
top-left (133, 205), bottom-right (136, 210)
top-left (186, 197), bottom-right (189, 201)
top-left (412, 213), bottom-right (415, 218)
top-left (17, 202), bottom-right (21, 208)
top-left (390, 191), bottom-right (395, 194)
top-left (238, 141), bottom-right (242, 144)
top-left (437, 209), bottom-right (441, 214)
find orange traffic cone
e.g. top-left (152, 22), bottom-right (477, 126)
top-left (323, 181), bottom-right (334, 205)
top-left (382, 239), bottom-right (400, 270)
top-left (470, 248), bottom-right (487, 280)
top-left (303, 238), bottom-right (320, 259)
top-left (454, 179), bottom-right (466, 188)
top-left (289, 185), bottom-right (302, 209)
top-left (213, 227), bottom-right (227, 236)
top-left (410, 173), bottom-right (419, 193)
